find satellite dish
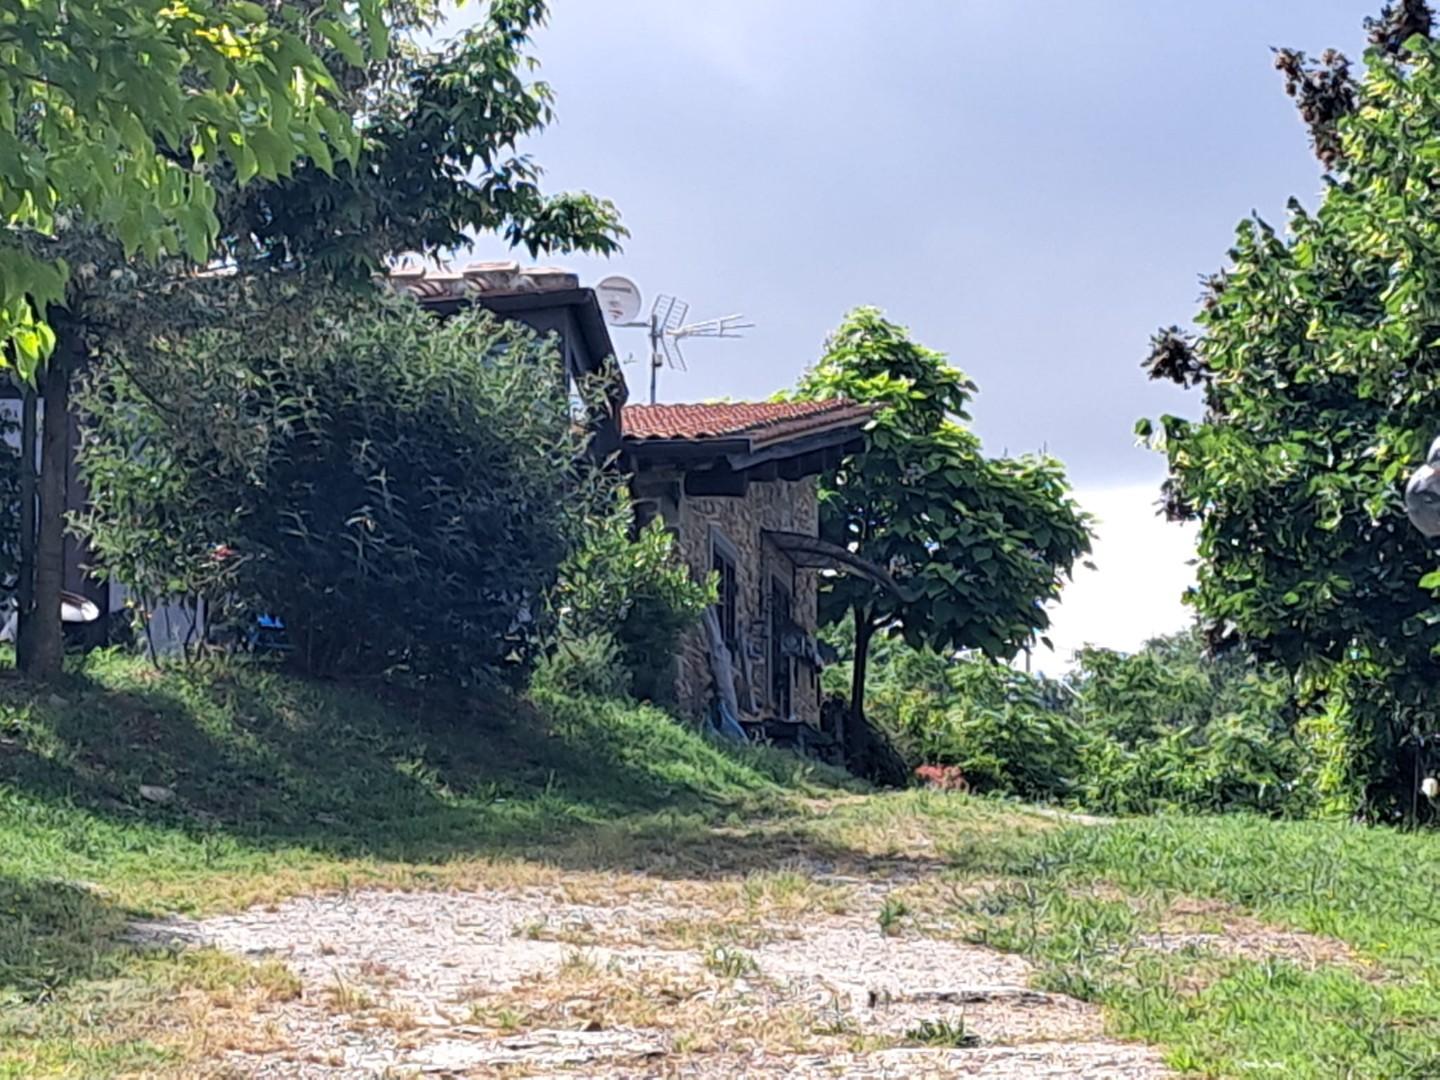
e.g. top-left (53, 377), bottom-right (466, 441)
top-left (596, 275), bottom-right (642, 325)
top-left (61, 591), bottom-right (101, 624)
top-left (0, 590), bottom-right (100, 643)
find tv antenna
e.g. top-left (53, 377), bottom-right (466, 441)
top-left (596, 276), bottom-right (753, 403)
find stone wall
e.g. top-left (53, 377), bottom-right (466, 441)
top-left (668, 477), bottom-right (821, 727)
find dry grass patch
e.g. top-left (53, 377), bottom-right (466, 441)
top-left (322, 976), bottom-right (376, 1013)
top-left (519, 909), bottom-right (796, 952)
top-left (1143, 895), bottom-right (1369, 974)
top-left (704, 868), bottom-right (854, 919)
top-left (153, 955), bottom-right (302, 1063)
top-left (127, 853), bottom-right (578, 917)
top-left (495, 868), bottom-right (857, 954)
top-left (0, 948), bottom-right (304, 1079)
top-left (465, 953), bottom-right (880, 1059)
top-left (887, 874), bottom-right (1028, 933)
top-left (648, 914), bottom-right (799, 951)
top-left (354, 1004), bottom-right (424, 1034)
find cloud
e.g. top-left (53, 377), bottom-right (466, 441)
top-left (1028, 483), bottom-right (1198, 674)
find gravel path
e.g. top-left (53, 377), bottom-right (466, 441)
top-left (132, 880), bottom-right (1171, 1078)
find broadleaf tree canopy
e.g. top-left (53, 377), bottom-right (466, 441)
top-left (6, 0), bottom-right (627, 681)
top-left (790, 308), bottom-right (1092, 773)
top-left (0, 0), bottom-right (392, 376)
top-left (1140, 8), bottom-right (1440, 816)
top-left (217, 0), bottom-right (626, 273)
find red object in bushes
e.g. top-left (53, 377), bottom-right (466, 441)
top-left (915, 764), bottom-right (970, 792)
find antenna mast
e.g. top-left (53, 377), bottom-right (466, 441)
top-left (595, 277), bottom-right (753, 404)
top-left (642, 296), bottom-right (754, 404)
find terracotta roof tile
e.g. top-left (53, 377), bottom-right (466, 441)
top-left (622, 400), bottom-right (872, 447)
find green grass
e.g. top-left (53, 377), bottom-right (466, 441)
top-left (903, 1017), bottom-right (979, 1048)
top-left (0, 650), bottom-right (857, 1075)
top-left (8, 651), bottom-right (1440, 1078)
top-left (937, 813), bottom-right (1440, 1078)
top-left (0, 649), bottom-right (853, 898)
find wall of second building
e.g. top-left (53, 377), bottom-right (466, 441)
top-left (0, 397), bottom-right (206, 653)
top-left (670, 475), bottom-right (821, 727)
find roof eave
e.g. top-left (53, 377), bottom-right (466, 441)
top-left (622, 420), bottom-right (867, 473)
top-left (623, 436), bottom-right (754, 463)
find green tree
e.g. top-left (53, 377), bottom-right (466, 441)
top-left (823, 624), bottom-right (1308, 816)
top-left (1139, 5), bottom-right (1440, 817)
top-left (791, 308), bottom-right (1092, 773)
top-left (2, 0), bottom-right (381, 679)
top-left (76, 293), bottom-right (600, 679)
top-left (1068, 633), bottom-right (1305, 817)
top-left (0, 0), bottom-right (382, 373)
top-left (216, 0), bottom-right (625, 273)
top-left (8, 1), bottom-right (624, 679)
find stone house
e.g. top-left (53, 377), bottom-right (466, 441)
top-left (621, 401), bottom-right (873, 740)
top-left (17, 258), bottom-right (896, 735)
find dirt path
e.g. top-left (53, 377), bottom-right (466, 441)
top-left (132, 866), bottom-right (1171, 1078)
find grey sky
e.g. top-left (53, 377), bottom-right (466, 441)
top-left (449, 1), bottom-right (1376, 658)
top-left (454, 1), bottom-right (1368, 486)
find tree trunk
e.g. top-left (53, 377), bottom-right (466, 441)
top-left (846, 606), bottom-right (875, 772)
top-left (14, 383), bottom-right (36, 670)
top-left (23, 345), bottom-right (71, 680)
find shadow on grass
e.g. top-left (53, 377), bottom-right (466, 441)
top-left (0, 876), bottom-right (135, 1004)
top-left (535, 813), bottom-right (955, 883)
top-left (0, 655), bottom-right (870, 870)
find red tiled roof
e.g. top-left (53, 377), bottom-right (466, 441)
top-left (622, 400), bottom-right (872, 447)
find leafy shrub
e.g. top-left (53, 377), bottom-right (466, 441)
top-left (1290, 656), bottom-right (1433, 822)
top-left (530, 631), bottom-right (633, 700)
top-left (826, 621), bottom-right (1312, 817)
top-left (824, 621), bottom-right (1082, 801)
top-left (75, 291), bottom-right (596, 679)
top-left (547, 492), bottom-right (713, 703)
top-left (914, 658), bottom-right (1081, 801)
top-left (1068, 637), bottom-right (1309, 817)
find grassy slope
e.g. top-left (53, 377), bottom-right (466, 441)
top-left (4, 653), bottom-right (1440, 1077)
top-left (0, 651), bottom-right (854, 1076)
top-left (936, 814), bottom-right (1440, 1079)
